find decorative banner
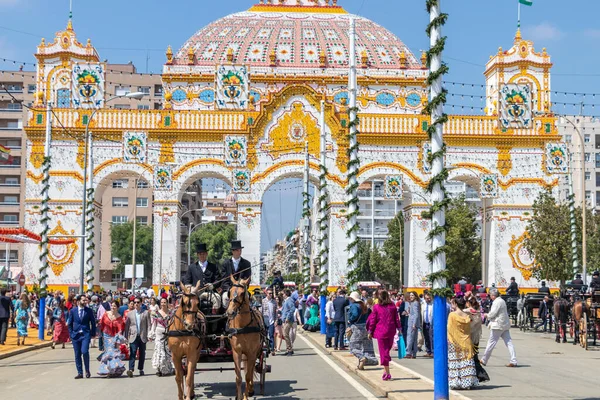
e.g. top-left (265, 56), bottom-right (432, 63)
top-left (384, 175), bottom-right (403, 199)
top-left (123, 131), bottom-right (147, 163)
top-left (545, 142), bottom-right (568, 174)
top-left (499, 83), bottom-right (532, 129)
top-left (224, 136), bottom-right (247, 167)
top-left (154, 165), bottom-right (173, 191)
top-left (72, 64), bottom-right (105, 108)
top-left (480, 173), bottom-right (499, 198)
top-left (233, 169), bottom-right (251, 193)
top-left (422, 142), bottom-right (431, 173)
top-left (216, 65), bottom-right (249, 109)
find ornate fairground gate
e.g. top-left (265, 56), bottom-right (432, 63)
top-left (24, 1), bottom-right (562, 292)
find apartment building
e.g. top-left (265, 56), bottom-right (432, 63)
top-left (0, 70), bottom-right (35, 281)
top-left (558, 116), bottom-right (600, 209)
top-left (357, 180), bottom-right (403, 248)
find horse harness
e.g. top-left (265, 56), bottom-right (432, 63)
top-left (165, 292), bottom-right (206, 343)
top-left (226, 283), bottom-right (265, 337)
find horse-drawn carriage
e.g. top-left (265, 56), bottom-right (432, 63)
top-left (572, 289), bottom-right (600, 350)
top-left (165, 278), bottom-right (271, 400)
top-left (501, 294), bottom-right (520, 327)
top-left (518, 292), bottom-right (554, 332)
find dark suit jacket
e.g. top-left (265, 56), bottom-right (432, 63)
top-left (67, 307), bottom-right (97, 341)
top-left (182, 261), bottom-right (218, 287)
top-left (538, 286), bottom-right (550, 294)
top-left (220, 258), bottom-right (252, 292)
top-left (506, 282), bottom-right (519, 296)
top-left (0, 295), bottom-right (12, 319)
top-left (538, 301), bottom-right (549, 318)
top-left (332, 296), bottom-right (349, 322)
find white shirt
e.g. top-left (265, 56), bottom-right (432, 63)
top-left (232, 257), bottom-right (241, 272)
top-left (199, 261), bottom-right (207, 273)
top-left (422, 302), bottom-right (433, 324)
top-left (325, 300), bottom-right (335, 319)
top-left (487, 297), bottom-right (510, 331)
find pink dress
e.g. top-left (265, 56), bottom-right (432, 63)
top-left (366, 303), bottom-right (401, 366)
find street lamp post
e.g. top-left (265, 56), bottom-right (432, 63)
top-left (562, 117), bottom-right (587, 284)
top-left (79, 92), bottom-right (146, 294)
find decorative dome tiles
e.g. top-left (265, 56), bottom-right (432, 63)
top-left (172, 2), bottom-right (422, 71)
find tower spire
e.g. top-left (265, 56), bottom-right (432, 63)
top-left (67, 0), bottom-right (73, 30)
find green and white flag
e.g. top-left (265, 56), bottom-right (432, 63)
top-left (519, 0), bottom-right (533, 6)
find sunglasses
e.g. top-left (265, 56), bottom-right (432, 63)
top-left (134, 301), bottom-right (141, 304)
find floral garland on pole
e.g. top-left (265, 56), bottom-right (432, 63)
top-left (318, 100), bottom-right (330, 295)
top-left (39, 155), bottom-right (51, 296)
top-left (301, 188), bottom-right (311, 294)
top-left (424, 0), bottom-right (452, 299)
top-left (85, 186), bottom-right (95, 290)
top-left (346, 17), bottom-right (360, 271)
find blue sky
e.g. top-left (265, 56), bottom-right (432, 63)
top-left (1, 0), bottom-right (599, 251)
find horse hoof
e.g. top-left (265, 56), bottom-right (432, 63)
top-left (249, 391), bottom-right (255, 397)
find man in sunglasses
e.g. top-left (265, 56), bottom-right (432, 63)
top-left (124, 296), bottom-right (151, 377)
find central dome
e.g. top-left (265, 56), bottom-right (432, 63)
top-left (172, 1), bottom-right (422, 71)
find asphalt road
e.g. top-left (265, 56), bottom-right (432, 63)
top-left (0, 335), bottom-right (379, 400)
top-left (395, 327), bottom-right (600, 400)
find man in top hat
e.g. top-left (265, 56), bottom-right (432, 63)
top-left (220, 240), bottom-right (252, 294)
top-left (572, 273), bottom-right (584, 285)
top-left (183, 243), bottom-right (218, 289)
top-left (506, 277), bottom-right (519, 296)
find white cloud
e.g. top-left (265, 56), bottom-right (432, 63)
top-left (523, 22), bottom-right (564, 41)
top-left (584, 29), bottom-right (600, 39)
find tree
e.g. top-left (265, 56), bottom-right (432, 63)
top-left (523, 190), bottom-right (574, 286)
top-left (379, 213), bottom-right (403, 287)
top-left (189, 223), bottom-right (237, 265)
top-left (347, 240), bottom-right (375, 285)
top-left (445, 195), bottom-right (481, 283)
top-left (110, 222), bottom-right (154, 281)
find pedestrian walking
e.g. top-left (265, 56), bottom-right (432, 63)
top-left (447, 296), bottom-right (479, 390)
top-left (274, 295), bottom-right (284, 353)
top-left (51, 298), bottom-right (69, 349)
top-left (421, 290), bottom-right (434, 358)
top-left (465, 293), bottom-right (489, 383)
top-left (281, 289), bottom-right (296, 356)
top-left (97, 300), bottom-right (127, 378)
top-left (405, 291), bottom-right (421, 358)
top-left (366, 290), bottom-right (401, 381)
top-left (332, 288), bottom-right (349, 350)
top-left (67, 295), bottom-right (97, 379)
top-left (124, 296), bottom-right (151, 377)
top-left (481, 288), bottom-right (518, 367)
top-left (15, 293), bottom-right (30, 346)
top-left (262, 288), bottom-right (277, 355)
top-left (150, 297), bottom-right (174, 376)
top-left (0, 289), bottom-right (13, 345)
top-left (347, 291), bottom-right (378, 370)
top-left (397, 293), bottom-right (408, 343)
top-left (325, 293), bottom-right (335, 348)
top-left (534, 296), bottom-right (550, 332)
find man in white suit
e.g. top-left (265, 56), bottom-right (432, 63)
top-left (481, 288), bottom-right (518, 367)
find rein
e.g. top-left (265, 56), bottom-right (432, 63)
top-left (165, 292), bottom-right (205, 341)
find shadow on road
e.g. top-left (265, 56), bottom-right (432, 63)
top-left (195, 379), bottom-right (302, 399)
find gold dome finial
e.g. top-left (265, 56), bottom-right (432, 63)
top-left (360, 50), bottom-right (369, 68)
top-left (187, 46), bottom-right (195, 65)
top-left (166, 45), bottom-right (173, 65)
top-left (319, 50), bottom-right (327, 68)
top-left (420, 50), bottom-right (427, 67)
top-left (399, 50), bottom-right (407, 69)
top-left (269, 49), bottom-right (277, 66)
top-left (67, 19), bottom-right (73, 31)
top-left (226, 47), bottom-right (235, 63)
top-left (515, 28), bottom-right (522, 42)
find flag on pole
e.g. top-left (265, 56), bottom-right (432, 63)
top-left (0, 145), bottom-right (13, 165)
top-left (519, 0), bottom-right (533, 5)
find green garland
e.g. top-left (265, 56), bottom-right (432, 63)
top-left (317, 163), bottom-right (330, 295)
top-left (301, 189), bottom-right (311, 292)
top-left (38, 155), bottom-right (51, 297)
top-left (345, 106), bottom-right (360, 265)
top-left (424, 0), bottom-right (450, 294)
top-left (85, 186), bottom-right (95, 289)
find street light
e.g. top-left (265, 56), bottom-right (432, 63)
top-left (79, 92), bottom-right (146, 294)
top-left (561, 116), bottom-right (587, 284)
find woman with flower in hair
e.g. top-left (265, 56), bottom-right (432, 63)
top-left (447, 296), bottom-right (479, 390)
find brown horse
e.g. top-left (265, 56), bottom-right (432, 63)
top-left (553, 296), bottom-right (569, 343)
top-left (167, 281), bottom-right (205, 400)
top-left (572, 299), bottom-right (586, 346)
top-left (226, 276), bottom-right (265, 400)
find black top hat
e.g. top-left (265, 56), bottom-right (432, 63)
top-left (510, 277), bottom-right (515, 281)
top-left (576, 273), bottom-right (582, 278)
top-left (196, 243), bottom-right (208, 253)
top-left (273, 270), bottom-right (281, 275)
top-left (231, 240), bottom-right (244, 250)
top-left (593, 271), bottom-right (600, 276)
top-left (253, 288), bottom-right (261, 293)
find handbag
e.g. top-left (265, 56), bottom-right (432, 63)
top-left (345, 326), bottom-right (353, 339)
top-left (397, 336), bottom-right (407, 359)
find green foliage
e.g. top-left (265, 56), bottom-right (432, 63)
top-left (445, 195), bottom-right (481, 283)
top-left (347, 240), bottom-right (376, 286)
top-left (110, 222), bottom-right (154, 279)
top-left (523, 189), bottom-right (600, 286)
top-left (376, 213), bottom-right (404, 286)
top-left (189, 223), bottom-right (237, 265)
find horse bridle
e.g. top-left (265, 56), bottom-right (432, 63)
top-left (171, 292), bottom-right (202, 332)
top-left (228, 284), bottom-right (249, 318)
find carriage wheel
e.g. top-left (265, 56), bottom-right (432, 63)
top-left (259, 349), bottom-right (267, 396)
top-left (580, 313), bottom-right (588, 350)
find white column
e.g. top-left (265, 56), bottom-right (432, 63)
top-left (403, 204), bottom-right (431, 288)
top-left (153, 202), bottom-right (180, 286)
top-left (328, 204), bottom-right (350, 286)
top-left (237, 202), bottom-right (262, 284)
top-left (346, 16), bottom-right (359, 270)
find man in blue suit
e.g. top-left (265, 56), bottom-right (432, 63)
top-left (67, 295), bottom-right (97, 379)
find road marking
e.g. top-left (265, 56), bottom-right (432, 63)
top-left (388, 359), bottom-right (472, 400)
top-left (297, 335), bottom-right (378, 400)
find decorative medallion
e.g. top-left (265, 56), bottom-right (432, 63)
top-left (154, 165), bottom-right (173, 190)
top-left (289, 122), bottom-right (306, 142)
top-left (480, 174), bottom-right (499, 199)
top-left (198, 88), bottom-right (215, 103)
top-left (233, 169), bottom-right (251, 193)
top-left (406, 92), bottom-right (422, 108)
top-left (508, 232), bottom-right (535, 281)
top-left (224, 136), bottom-right (247, 167)
top-left (384, 175), bottom-right (403, 199)
top-left (48, 221), bottom-right (79, 277)
top-left (216, 65), bottom-right (249, 109)
top-left (123, 131), bottom-right (147, 163)
top-left (421, 142), bottom-right (432, 173)
top-left (545, 143), bottom-right (568, 174)
top-left (376, 92), bottom-right (395, 107)
top-left (499, 83), bottom-right (532, 129)
top-left (72, 64), bottom-right (105, 108)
